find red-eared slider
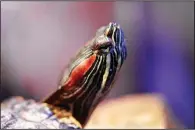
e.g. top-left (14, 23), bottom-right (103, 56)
top-left (1, 22), bottom-right (127, 129)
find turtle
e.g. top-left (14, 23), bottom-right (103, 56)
top-left (1, 22), bottom-right (127, 129)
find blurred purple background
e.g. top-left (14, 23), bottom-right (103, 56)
top-left (1, 1), bottom-right (194, 128)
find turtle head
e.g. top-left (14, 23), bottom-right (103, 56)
top-left (44, 22), bottom-right (127, 127)
top-left (93, 22), bottom-right (127, 60)
top-left (87, 22), bottom-right (127, 94)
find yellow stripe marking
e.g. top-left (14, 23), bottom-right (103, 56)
top-left (101, 53), bottom-right (111, 89)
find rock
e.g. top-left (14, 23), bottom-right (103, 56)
top-left (85, 93), bottom-right (183, 129)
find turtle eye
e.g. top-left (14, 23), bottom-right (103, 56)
top-left (98, 42), bottom-right (112, 50)
top-left (94, 35), bottom-right (113, 50)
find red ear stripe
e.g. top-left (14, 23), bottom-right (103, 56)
top-left (63, 54), bottom-right (97, 90)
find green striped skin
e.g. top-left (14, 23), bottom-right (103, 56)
top-left (44, 22), bottom-right (127, 127)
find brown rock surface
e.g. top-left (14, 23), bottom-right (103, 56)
top-left (85, 93), bottom-right (182, 129)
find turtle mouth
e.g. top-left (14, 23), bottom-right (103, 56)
top-left (104, 22), bottom-right (123, 48)
top-left (105, 22), bottom-right (127, 60)
top-left (105, 23), bottom-right (120, 39)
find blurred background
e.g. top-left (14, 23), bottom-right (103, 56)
top-left (1, 1), bottom-right (194, 128)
